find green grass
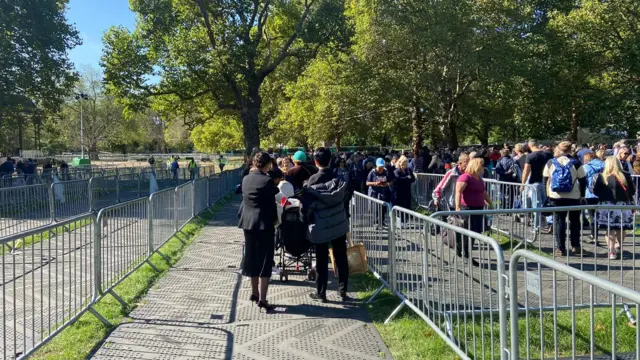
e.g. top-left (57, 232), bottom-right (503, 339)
top-left (3, 217), bottom-right (93, 253)
top-left (30, 195), bottom-right (231, 360)
top-left (350, 273), bottom-right (458, 360)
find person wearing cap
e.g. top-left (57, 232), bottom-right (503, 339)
top-left (366, 158), bottom-right (393, 227)
top-left (286, 150), bottom-right (317, 191)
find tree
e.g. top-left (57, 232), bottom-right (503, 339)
top-left (0, 0), bottom-right (80, 154)
top-left (101, 0), bottom-right (350, 154)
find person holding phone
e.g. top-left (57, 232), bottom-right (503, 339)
top-left (366, 158), bottom-right (393, 227)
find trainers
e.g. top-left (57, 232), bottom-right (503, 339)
top-left (571, 246), bottom-right (581, 255)
top-left (609, 251), bottom-right (619, 260)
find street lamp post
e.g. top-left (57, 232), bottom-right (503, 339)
top-left (75, 93), bottom-right (89, 159)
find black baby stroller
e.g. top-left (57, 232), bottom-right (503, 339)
top-left (275, 197), bottom-right (316, 282)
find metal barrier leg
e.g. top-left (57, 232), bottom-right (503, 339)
top-left (145, 259), bottom-right (161, 272)
top-left (366, 284), bottom-right (385, 304)
top-left (156, 249), bottom-right (171, 263)
top-left (87, 306), bottom-right (112, 327)
top-left (108, 289), bottom-right (128, 308)
top-left (384, 299), bottom-right (406, 324)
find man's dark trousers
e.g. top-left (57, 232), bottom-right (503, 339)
top-left (315, 235), bottom-right (349, 297)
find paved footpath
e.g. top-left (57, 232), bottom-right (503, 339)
top-left (92, 198), bottom-right (391, 360)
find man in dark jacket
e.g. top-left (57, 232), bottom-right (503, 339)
top-left (286, 150), bottom-right (318, 190)
top-left (306, 147), bottom-right (350, 303)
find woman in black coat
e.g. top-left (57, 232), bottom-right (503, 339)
top-left (393, 155), bottom-right (415, 224)
top-left (238, 152), bottom-right (278, 312)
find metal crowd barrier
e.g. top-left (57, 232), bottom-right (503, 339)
top-left (353, 189), bottom-right (640, 359)
top-left (414, 172), bottom-right (539, 212)
top-left (51, 179), bottom-right (90, 221)
top-left (0, 185), bottom-right (52, 240)
top-left (510, 250), bottom-right (640, 360)
top-left (351, 191), bottom-right (508, 359)
top-left (0, 214), bottom-right (96, 360)
top-left (0, 167), bottom-right (244, 359)
top-left (432, 205), bottom-right (640, 305)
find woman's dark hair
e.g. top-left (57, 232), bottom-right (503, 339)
top-left (252, 152), bottom-right (272, 169)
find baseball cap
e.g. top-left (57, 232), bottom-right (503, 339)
top-left (375, 158), bottom-right (385, 167)
top-left (293, 151), bottom-right (307, 162)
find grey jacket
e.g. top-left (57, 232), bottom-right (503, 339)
top-left (304, 179), bottom-right (349, 244)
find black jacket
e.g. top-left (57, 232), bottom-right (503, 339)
top-left (593, 173), bottom-right (636, 203)
top-left (238, 171), bottom-right (278, 231)
top-left (303, 179), bottom-right (349, 244)
top-left (495, 156), bottom-right (516, 182)
top-left (307, 167), bottom-right (335, 187)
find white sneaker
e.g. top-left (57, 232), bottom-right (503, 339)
top-left (609, 251), bottom-right (618, 260)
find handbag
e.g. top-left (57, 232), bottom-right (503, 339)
top-left (441, 215), bottom-right (466, 249)
top-left (329, 233), bottom-right (368, 276)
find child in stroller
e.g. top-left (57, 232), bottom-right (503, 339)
top-left (275, 191), bottom-right (316, 282)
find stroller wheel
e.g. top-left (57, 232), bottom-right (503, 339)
top-left (280, 272), bottom-right (288, 282)
top-left (307, 268), bottom-right (316, 282)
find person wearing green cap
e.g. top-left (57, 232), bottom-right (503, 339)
top-left (286, 150), bottom-right (317, 190)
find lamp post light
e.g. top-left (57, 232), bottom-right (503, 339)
top-left (74, 93), bottom-right (89, 159)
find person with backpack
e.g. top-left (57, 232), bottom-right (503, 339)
top-left (583, 151), bottom-right (605, 241)
top-left (593, 157), bottom-right (636, 260)
top-left (542, 141), bottom-right (587, 256)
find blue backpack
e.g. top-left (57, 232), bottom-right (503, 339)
top-left (550, 158), bottom-right (576, 193)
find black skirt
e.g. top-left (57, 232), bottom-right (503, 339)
top-left (242, 229), bottom-right (275, 277)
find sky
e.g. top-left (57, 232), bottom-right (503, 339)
top-left (66, 0), bottom-right (136, 71)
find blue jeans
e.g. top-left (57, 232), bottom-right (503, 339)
top-left (530, 182), bottom-right (546, 230)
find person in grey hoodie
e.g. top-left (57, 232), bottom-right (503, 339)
top-left (304, 147), bottom-right (350, 303)
top-left (583, 150), bottom-right (605, 241)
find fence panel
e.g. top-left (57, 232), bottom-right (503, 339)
top-left (89, 176), bottom-right (118, 211)
top-left (193, 178), bottom-right (209, 215)
top-left (350, 192), bottom-right (392, 286)
top-left (117, 173), bottom-right (140, 203)
top-left (509, 250), bottom-right (640, 360)
top-left (0, 214), bottom-right (95, 359)
top-left (95, 198), bottom-right (149, 294)
top-left (51, 179), bottom-right (90, 221)
top-left (208, 176), bottom-right (221, 206)
top-left (431, 204), bottom-right (640, 308)
top-left (149, 188), bottom-right (175, 250)
top-left (0, 184), bottom-right (52, 240)
top-left (484, 179), bottom-right (538, 211)
top-left (175, 183), bottom-right (194, 231)
top-left (391, 206), bottom-right (507, 360)
top-left (413, 173), bottom-right (446, 208)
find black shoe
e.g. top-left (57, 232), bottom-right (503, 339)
top-left (309, 293), bottom-right (328, 303)
top-left (249, 294), bottom-right (259, 304)
top-left (257, 300), bottom-right (276, 313)
top-left (340, 292), bottom-right (353, 302)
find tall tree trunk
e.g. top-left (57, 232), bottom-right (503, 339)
top-left (445, 122), bottom-right (459, 150)
top-left (442, 105), bottom-right (459, 150)
top-left (569, 101), bottom-right (579, 143)
top-left (18, 117), bottom-right (23, 152)
top-left (241, 84), bottom-right (262, 155)
top-left (411, 99), bottom-right (423, 156)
